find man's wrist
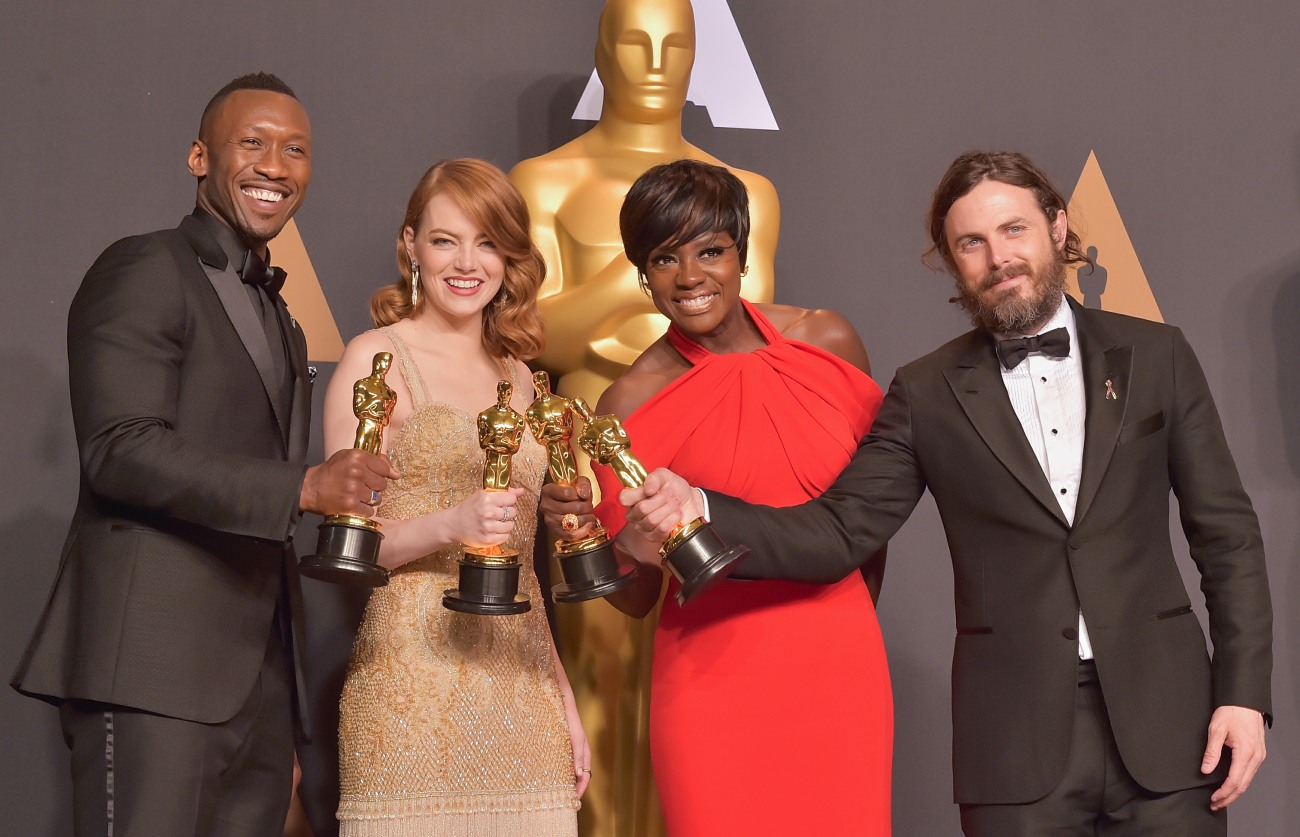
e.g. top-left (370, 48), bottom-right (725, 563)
top-left (695, 487), bottom-right (711, 522)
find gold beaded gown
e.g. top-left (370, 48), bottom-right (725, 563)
top-left (337, 329), bottom-right (579, 836)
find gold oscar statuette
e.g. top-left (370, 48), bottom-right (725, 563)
top-left (443, 380), bottom-right (532, 615)
top-left (571, 397), bottom-right (748, 606)
top-left (526, 371), bottom-right (636, 602)
top-left (301, 352), bottom-right (397, 587)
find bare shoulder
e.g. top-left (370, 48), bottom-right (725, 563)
top-left (596, 337), bottom-right (689, 418)
top-left (337, 328), bottom-right (396, 376)
top-left (760, 303), bottom-right (872, 375)
top-left (507, 357), bottom-right (536, 392)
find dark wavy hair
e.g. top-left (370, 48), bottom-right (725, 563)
top-left (924, 150), bottom-right (1092, 273)
top-left (619, 159), bottom-right (750, 287)
top-left (371, 159), bottom-right (546, 361)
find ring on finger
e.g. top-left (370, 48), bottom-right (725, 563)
top-left (367, 489), bottom-right (380, 506)
top-left (561, 513), bottom-right (580, 532)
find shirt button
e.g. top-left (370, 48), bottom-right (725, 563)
top-left (1041, 377), bottom-right (1047, 382)
top-left (1059, 487), bottom-right (1067, 495)
top-left (1051, 428), bottom-right (1059, 435)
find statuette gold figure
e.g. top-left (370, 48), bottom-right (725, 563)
top-left (528, 376), bottom-right (636, 603)
top-left (443, 380), bottom-right (531, 615)
top-left (301, 352), bottom-right (396, 587)
top-left (352, 352), bottom-right (398, 455)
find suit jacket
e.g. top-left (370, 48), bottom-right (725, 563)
top-left (12, 214), bottom-right (314, 737)
top-left (707, 298), bottom-right (1271, 804)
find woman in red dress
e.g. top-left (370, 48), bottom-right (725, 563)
top-left (542, 160), bottom-right (892, 834)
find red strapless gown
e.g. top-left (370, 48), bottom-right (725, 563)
top-left (595, 300), bottom-right (893, 835)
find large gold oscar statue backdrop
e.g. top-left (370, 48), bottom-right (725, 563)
top-left (510, 1), bottom-right (780, 833)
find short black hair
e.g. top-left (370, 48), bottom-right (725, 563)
top-left (619, 159), bottom-right (750, 280)
top-left (199, 72), bottom-right (298, 133)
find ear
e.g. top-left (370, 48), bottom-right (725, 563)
top-left (187, 140), bottom-right (207, 178)
top-left (401, 226), bottom-right (416, 262)
top-left (1050, 209), bottom-right (1068, 250)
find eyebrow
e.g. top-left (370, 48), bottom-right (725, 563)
top-left (427, 228), bottom-right (489, 240)
top-left (953, 215), bottom-right (1035, 242)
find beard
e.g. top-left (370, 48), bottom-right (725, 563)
top-left (953, 248), bottom-right (1067, 335)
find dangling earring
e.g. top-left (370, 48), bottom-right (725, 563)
top-left (637, 272), bottom-right (650, 296)
top-left (740, 265), bottom-right (750, 278)
top-left (410, 262), bottom-right (421, 308)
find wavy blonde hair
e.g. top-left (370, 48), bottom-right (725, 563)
top-left (370, 158), bottom-right (546, 361)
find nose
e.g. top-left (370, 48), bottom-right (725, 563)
top-left (986, 236), bottom-right (1013, 269)
top-left (453, 242), bottom-right (477, 271)
top-left (648, 35), bottom-right (670, 74)
top-left (677, 255), bottom-right (706, 287)
top-left (252, 146), bottom-right (285, 180)
top-left (650, 45), bottom-right (665, 73)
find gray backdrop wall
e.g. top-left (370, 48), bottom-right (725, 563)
top-left (2, 2), bottom-right (1296, 834)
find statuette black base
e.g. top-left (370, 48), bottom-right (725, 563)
top-left (664, 520), bottom-right (749, 606)
top-left (443, 551), bottom-right (530, 615)
top-left (552, 536), bottom-right (637, 603)
top-left (301, 515), bottom-right (388, 587)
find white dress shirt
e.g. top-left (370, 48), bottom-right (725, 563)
top-left (998, 295), bottom-right (1093, 659)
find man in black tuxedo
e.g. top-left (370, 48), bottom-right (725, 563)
top-left (622, 151), bottom-right (1271, 835)
top-left (11, 73), bottom-right (396, 835)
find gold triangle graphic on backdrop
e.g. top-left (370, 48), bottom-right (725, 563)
top-left (272, 219), bottom-right (344, 362)
top-left (1065, 151), bottom-right (1163, 324)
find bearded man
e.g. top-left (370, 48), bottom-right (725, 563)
top-left (621, 151), bottom-right (1271, 836)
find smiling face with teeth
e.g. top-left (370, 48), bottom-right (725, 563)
top-left (644, 229), bottom-right (752, 346)
top-left (402, 191), bottom-right (506, 326)
top-left (188, 89), bottom-right (311, 256)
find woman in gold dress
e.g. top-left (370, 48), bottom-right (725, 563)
top-left (324, 159), bottom-right (588, 836)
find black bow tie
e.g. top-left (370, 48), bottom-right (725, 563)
top-left (996, 327), bottom-right (1070, 370)
top-left (238, 249), bottom-right (286, 297)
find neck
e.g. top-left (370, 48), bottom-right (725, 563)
top-left (407, 307), bottom-right (489, 355)
top-left (591, 110), bottom-right (690, 155)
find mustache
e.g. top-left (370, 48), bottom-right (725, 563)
top-left (979, 261), bottom-right (1032, 291)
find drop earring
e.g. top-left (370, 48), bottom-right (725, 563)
top-left (410, 262), bottom-right (421, 308)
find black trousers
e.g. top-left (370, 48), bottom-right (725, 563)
top-left (960, 660), bottom-right (1226, 837)
top-left (60, 623), bottom-right (294, 837)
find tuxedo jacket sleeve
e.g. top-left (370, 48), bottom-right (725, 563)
top-left (709, 365), bottom-right (925, 584)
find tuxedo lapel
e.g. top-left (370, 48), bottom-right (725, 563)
top-left (279, 300), bottom-right (312, 463)
top-left (943, 335), bottom-right (1068, 525)
top-left (1073, 301), bottom-right (1131, 526)
top-left (179, 216), bottom-right (291, 448)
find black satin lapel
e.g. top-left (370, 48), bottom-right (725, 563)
top-left (943, 356), bottom-right (1068, 525)
top-left (1075, 339), bottom-right (1132, 526)
top-left (279, 302), bottom-right (312, 462)
top-left (201, 263), bottom-right (290, 444)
